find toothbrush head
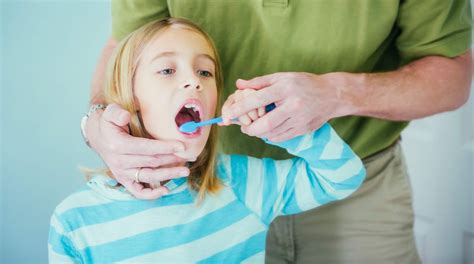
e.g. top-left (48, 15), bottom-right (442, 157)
top-left (179, 121), bottom-right (198, 133)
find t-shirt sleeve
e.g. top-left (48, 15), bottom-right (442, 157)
top-left (48, 213), bottom-right (82, 263)
top-left (111, 0), bottom-right (170, 41)
top-left (396, 0), bottom-right (472, 65)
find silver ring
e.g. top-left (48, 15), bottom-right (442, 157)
top-left (134, 168), bottom-right (142, 183)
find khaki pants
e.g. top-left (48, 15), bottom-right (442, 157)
top-left (266, 141), bottom-right (421, 264)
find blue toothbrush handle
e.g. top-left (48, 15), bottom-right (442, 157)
top-left (265, 103), bottom-right (276, 112)
top-left (180, 103), bottom-right (277, 133)
top-left (200, 117), bottom-right (224, 126)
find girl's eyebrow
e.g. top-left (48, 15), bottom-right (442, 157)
top-left (151, 51), bottom-right (176, 63)
top-left (196, 54), bottom-right (217, 67)
top-left (151, 51), bottom-right (216, 66)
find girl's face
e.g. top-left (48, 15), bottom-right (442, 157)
top-left (134, 27), bottom-right (218, 161)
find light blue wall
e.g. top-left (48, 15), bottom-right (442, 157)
top-left (1, 1), bottom-right (110, 263)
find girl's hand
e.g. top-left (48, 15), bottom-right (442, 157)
top-left (221, 89), bottom-right (266, 127)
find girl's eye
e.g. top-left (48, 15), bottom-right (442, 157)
top-left (158, 69), bottom-right (175, 75)
top-left (198, 70), bottom-right (213, 77)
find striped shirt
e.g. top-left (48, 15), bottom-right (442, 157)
top-left (48, 123), bottom-right (366, 263)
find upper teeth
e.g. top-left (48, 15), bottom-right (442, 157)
top-left (184, 103), bottom-right (198, 111)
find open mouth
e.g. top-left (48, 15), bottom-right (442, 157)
top-left (175, 102), bottom-right (202, 135)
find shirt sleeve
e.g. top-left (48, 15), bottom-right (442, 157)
top-left (48, 212), bottom-right (81, 263)
top-left (111, 0), bottom-right (170, 41)
top-left (396, 0), bottom-right (472, 65)
top-left (222, 123), bottom-right (366, 225)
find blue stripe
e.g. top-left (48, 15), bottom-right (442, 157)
top-left (280, 159), bottom-right (302, 215)
top-left (59, 189), bottom-right (194, 232)
top-left (320, 167), bottom-right (366, 190)
top-left (306, 164), bottom-right (339, 204)
top-left (216, 155), bottom-right (230, 181)
top-left (230, 155), bottom-right (248, 202)
top-left (81, 199), bottom-right (249, 263)
top-left (197, 231), bottom-right (266, 263)
top-left (312, 158), bottom-right (349, 171)
top-left (48, 226), bottom-right (81, 261)
top-left (271, 124), bottom-right (331, 160)
top-left (261, 158), bottom-right (278, 223)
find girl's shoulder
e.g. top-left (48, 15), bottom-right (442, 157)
top-left (52, 175), bottom-right (131, 220)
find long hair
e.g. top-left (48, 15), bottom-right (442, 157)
top-left (100, 18), bottom-right (224, 200)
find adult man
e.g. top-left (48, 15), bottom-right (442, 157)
top-left (83, 1), bottom-right (472, 263)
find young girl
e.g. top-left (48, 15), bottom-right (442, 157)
top-left (48, 18), bottom-right (366, 263)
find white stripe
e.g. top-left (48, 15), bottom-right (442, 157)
top-left (71, 188), bottom-right (237, 250)
top-left (48, 244), bottom-right (75, 264)
top-left (294, 161), bottom-right (320, 211)
top-left (245, 157), bottom-right (264, 218)
top-left (242, 251), bottom-right (265, 263)
top-left (55, 189), bottom-right (110, 215)
top-left (293, 133), bottom-right (314, 153)
top-left (318, 173), bottom-right (357, 200)
top-left (50, 214), bottom-right (65, 234)
top-left (272, 159), bottom-right (293, 217)
top-left (315, 158), bottom-right (363, 183)
top-left (120, 214), bottom-right (266, 263)
top-left (319, 128), bottom-right (343, 160)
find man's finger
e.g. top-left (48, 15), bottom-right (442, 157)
top-left (102, 103), bottom-right (131, 127)
top-left (134, 166), bottom-right (190, 184)
top-left (242, 107), bottom-right (288, 137)
top-left (125, 181), bottom-right (169, 200)
top-left (267, 128), bottom-right (298, 142)
top-left (236, 73), bottom-right (279, 90)
top-left (221, 93), bottom-right (236, 124)
top-left (118, 136), bottom-right (185, 155)
top-left (259, 118), bottom-right (292, 139)
top-left (229, 88), bottom-right (281, 119)
top-left (123, 154), bottom-right (185, 169)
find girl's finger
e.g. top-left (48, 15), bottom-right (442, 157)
top-left (257, 107), bottom-right (265, 117)
top-left (248, 110), bottom-right (259, 121)
top-left (238, 114), bottom-right (252, 126)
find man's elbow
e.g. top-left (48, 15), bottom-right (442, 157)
top-left (446, 50), bottom-right (472, 111)
top-left (448, 82), bottom-right (471, 111)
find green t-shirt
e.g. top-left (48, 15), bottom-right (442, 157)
top-left (111, 0), bottom-right (471, 159)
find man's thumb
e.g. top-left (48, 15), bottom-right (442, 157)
top-left (102, 103), bottom-right (131, 127)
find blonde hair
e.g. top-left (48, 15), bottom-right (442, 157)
top-left (98, 18), bottom-right (224, 200)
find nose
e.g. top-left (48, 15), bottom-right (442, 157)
top-left (183, 83), bottom-right (201, 90)
top-left (182, 78), bottom-right (201, 91)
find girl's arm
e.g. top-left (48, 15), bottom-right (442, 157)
top-left (48, 213), bottom-right (81, 263)
top-left (221, 123), bottom-right (366, 225)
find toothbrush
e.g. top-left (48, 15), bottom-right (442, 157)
top-left (179, 103), bottom-right (276, 133)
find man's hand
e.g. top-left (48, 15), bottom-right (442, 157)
top-left (86, 103), bottom-right (190, 199)
top-left (221, 51), bottom-right (472, 143)
top-left (221, 72), bottom-right (355, 142)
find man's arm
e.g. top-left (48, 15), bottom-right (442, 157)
top-left (222, 50), bottom-right (472, 142)
top-left (351, 50), bottom-right (472, 120)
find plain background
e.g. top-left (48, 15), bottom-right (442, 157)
top-left (1, 1), bottom-right (473, 263)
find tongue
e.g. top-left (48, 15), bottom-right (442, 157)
top-left (176, 112), bottom-right (195, 127)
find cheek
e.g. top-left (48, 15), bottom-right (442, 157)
top-left (207, 88), bottom-right (218, 115)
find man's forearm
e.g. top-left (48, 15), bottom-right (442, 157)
top-left (341, 50), bottom-right (472, 121)
top-left (90, 38), bottom-right (118, 105)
